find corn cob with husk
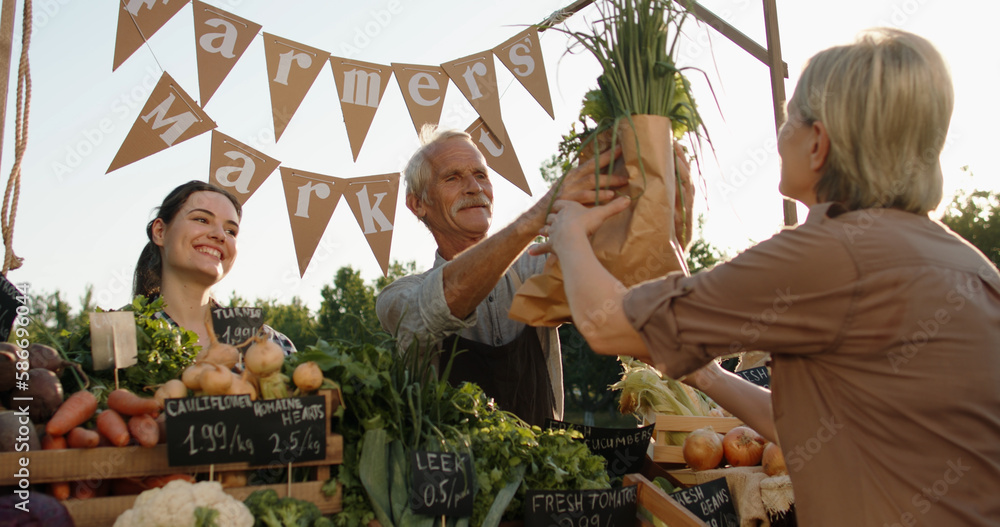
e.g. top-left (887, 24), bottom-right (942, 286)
top-left (610, 356), bottom-right (722, 445)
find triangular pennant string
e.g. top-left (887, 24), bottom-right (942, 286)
top-left (192, 0), bottom-right (262, 105)
top-left (208, 130), bottom-right (280, 206)
top-left (341, 173), bottom-right (399, 276)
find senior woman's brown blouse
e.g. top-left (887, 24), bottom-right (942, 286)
top-left (624, 203), bottom-right (1000, 526)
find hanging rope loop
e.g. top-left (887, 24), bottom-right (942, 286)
top-left (1, 0), bottom-right (31, 275)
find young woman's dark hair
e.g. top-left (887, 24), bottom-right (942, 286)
top-left (132, 181), bottom-right (243, 298)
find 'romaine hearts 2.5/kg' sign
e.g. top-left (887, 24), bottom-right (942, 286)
top-left (410, 451), bottom-right (474, 517)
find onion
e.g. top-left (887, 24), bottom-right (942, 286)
top-left (762, 442), bottom-right (788, 476)
top-left (683, 427), bottom-right (724, 471)
top-left (198, 363), bottom-right (234, 395)
top-left (244, 336), bottom-right (284, 377)
top-left (181, 363), bottom-right (210, 391)
top-left (292, 361), bottom-right (323, 393)
top-left (722, 426), bottom-right (767, 467)
top-left (154, 379), bottom-right (188, 408)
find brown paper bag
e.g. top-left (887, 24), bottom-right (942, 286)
top-left (508, 114), bottom-right (687, 326)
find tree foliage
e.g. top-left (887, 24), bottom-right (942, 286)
top-left (939, 187), bottom-right (999, 267)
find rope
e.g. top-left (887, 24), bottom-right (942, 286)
top-left (1, 0), bottom-right (30, 275)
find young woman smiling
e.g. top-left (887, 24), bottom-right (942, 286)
top-left (133, 181), bottom-right (294, 355)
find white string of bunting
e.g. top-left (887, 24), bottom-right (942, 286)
top-left (109, 0), bottom-right (564, 277)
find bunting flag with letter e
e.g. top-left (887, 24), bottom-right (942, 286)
top-left (493, 27), bottom-right (554, 119)
top-left (442, 50), bottom-right (508, 145)
top-left (466, 118), bottom-right (530, 196)
top-left (263, 33), bottom-right (329, 141)
top-left (107, 71), bottom-right (216, 173)
top-left (329, 57), bottom-right (393, 161)
top-left (392, 63), bottom-right (449, 136)
top-left (342, 173), bottom-right (399, 276)
top-left (114, 0), bottom-right (191, 71)
top-left (280, 167), bottom-right (345, 277)
top-left (192, 0), bottom-right (262, 105)
top-left (207, 130), bottom-right (280, 206)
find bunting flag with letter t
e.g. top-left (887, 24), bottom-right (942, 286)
top-left (493, 27), bottom-right (554, 119)
top-left (207, 131), bottom-right (280, 206)
top-left (263, 33), bottom-right (329, 141)
top-left (392, 63), bottom-right (449, 136)
top-left (192, 0), bottom-right (262, 105)
top-left (442, 51), bottom-right (508, 145)
top-left (329, 57), bottom-right (392, 161)
top-left (279, 167), bottom-right (345, 277)
top-left (466, 118), bottom-right (530, 196)
top-left (114, 0), bottom-right (191, 71)
top-left (342, 173), bottom-right (399, 276)
top-left (107, 71), bottom-right (216, 173)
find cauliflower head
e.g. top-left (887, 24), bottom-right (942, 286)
top-left (114, 480), bottom-right (254, 527)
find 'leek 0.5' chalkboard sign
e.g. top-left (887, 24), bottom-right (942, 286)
top-left (523, 486), bottom-right (637, 527)
top-left (671, 477), bottom-right (738, 527)
top-left (546, 420), bottom-right (654, 478)
top-left (164, 395), bottom-right (326, 467)
top-left (734, 366), bottom-right (770, 389)
top-left (409, 451), bottom-right (474, 517)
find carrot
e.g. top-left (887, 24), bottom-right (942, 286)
top-left (110, 477), bottom-right (147, 496)
top-left (143, 473), bottom-right (195, 488)
top-left (107, 389), bottom-right (161, 417)
top-left (41, 433), bottom-right (67, 450)
top-left (128, 414), bottom-right (159, 447)
top-left (42, 434), bottom-right (70, 500)
top-left (72, 479), bottom-right (109, 499)
top-left (96, 409), bottom-right (131, 447)
top-left (46, 390), bottom-right (98, 437)
top-left (67, 427), bottom-right (100, 449)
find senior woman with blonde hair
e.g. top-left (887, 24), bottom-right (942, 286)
top-left (533, 28), bottom-right (1000, 525)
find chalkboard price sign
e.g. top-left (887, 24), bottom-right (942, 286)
top-left (523, 486), bottom-right (637, 527)
top-left (410, 451), bottom-right (474, 517)
top-left (164, 395), bottom-right (326, 467)
top-left (734, 366), bottom-right (770, 389)
top-left (211, 306), bottom-right (264, 348)
top-left (0, 275), bottom-right (26, 342)
top-left (251, 396), bottom-right (326, 465)
top-left (546, 420), bottom-right (654, 478)
top-left (671, 477), bottom-right (739, 527)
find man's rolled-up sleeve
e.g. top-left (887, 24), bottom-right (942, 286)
top-left (376, 263), bottom-right (477, 351)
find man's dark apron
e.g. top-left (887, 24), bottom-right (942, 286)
top-left (441, 328), bottom-right (554, 427)
top-left (438, 270), bottom-right (554, 427)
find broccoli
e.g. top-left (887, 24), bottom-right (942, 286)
top-left (243, 489), bottom-right (332, 527)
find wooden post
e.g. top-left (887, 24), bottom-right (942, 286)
top-left (763, 0), bottom-right (797, 226)
top-left (0, 0), bottom-right (15, 173)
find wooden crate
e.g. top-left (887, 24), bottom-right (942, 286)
top-left (626, 473), bottom-right (708, 527)
top-left (651, 415), bottom-right (743, 464)
top-left (0, 389), bottom-right (344, 527)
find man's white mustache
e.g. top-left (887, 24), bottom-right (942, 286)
top-left (451, 195), bottom-right (493, 216)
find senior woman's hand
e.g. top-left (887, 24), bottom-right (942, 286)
top-left (530, 196), bottom-right (632, 258)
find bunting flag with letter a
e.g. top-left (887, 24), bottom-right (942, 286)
top-left (107, 71), bottom-right (216, 173)
top-left (493, 27), bottom-right (554, 119)
top-left (341, 173), bottom-right (399, 276)
top-left (207, 131), bottom-right (280, 206)
top-left (192, 0), bottom-right (261, 105)
top-left (392, 63), bottom-right (449, 136)
top-left (442, 51), bottom-right (508, 145)
top-left (263, 33), bottom-right (329, 141)
top-left (329, 57), bottom-right (392, 161)
top-left (466, 118), bottom-right (530, 196)
top-left (114, 0), bottom-right (191, 71)
top-left (279, 167), bottom-right (345, 277)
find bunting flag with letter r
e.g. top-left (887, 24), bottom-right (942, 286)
top-left (279, 167), bottom-right (345, 277)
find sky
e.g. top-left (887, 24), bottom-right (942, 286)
top-left (6, 0), bottom-right (999, 313)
